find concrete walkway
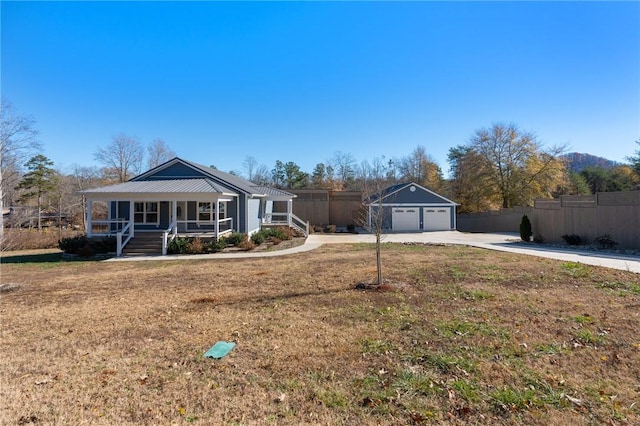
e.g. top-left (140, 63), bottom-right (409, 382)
top-left (109, 231), bottom-right (640, 273)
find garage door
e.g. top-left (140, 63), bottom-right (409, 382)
top-left (423, 207), bottom-right (451, 231)
top-left (392, 208), bottom-right (420, 231)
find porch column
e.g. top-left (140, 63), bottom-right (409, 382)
top-left (172, 200), bottom-right (178, 234)
top-left (287, 199), bottom-right (293, 226)
top-left (87, 200), bottom-right (93, 237)
top-left (368, 205), bottom-right (372, 229)
top-left (215, 198), bottom-right (220, 239)
top-left (129, 201), bottom-right (135, 238)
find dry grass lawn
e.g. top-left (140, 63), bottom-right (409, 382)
top-left (1, 243), bottom-right (639, 425)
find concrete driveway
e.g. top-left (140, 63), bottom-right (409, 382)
top-left (111, 231), bottom-right (640, 274)
top-left (306, 231), bottom-right (640, 274)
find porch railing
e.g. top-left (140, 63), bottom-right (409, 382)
top-left (175, 218), bottom-right (233, 237)
top-left (116, 221), bottom-right (133, 256)
top-left (89, 218), bottom-right (130, 237)
top-left (263, 212), bottom-right (309, 236)
top-left (162, 220), bottom-right (178, 255)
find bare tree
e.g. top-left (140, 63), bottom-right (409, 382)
top-left (147, 138), bottom-right (176, 169)
top-left (242, 156), bottom-right (270, 184)
top-left (0, 101), bottom-right (42, 233)
top-left (357, 157), bottom-right (395, 286)
top-left (94, 133), bottom-right (144, 183)
top-left (329, 151), bottom-right (356, 190)
top-left (69, 164), bottom-right (102, 230)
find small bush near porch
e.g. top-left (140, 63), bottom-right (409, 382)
top-left (166, 227), bottom-right (298, 255)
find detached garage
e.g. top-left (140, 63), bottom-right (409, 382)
top-left (366, 182), bottom-right (458, 232)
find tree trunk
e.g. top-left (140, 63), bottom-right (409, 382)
top-left (37, 194), bottom-right (42, 230)
top-left (376, 232), bottom-right (382, 285)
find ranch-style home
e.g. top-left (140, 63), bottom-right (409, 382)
top-left (366, 182), bottom-right (458, 232)
top-left (81, 157), bottom-right (306, 256)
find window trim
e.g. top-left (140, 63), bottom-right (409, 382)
top-left (134, 202), bottom-right (160, 225)
top-left (198, 202), bottom-right (213, 222)
top-left (197, 201), bottom-right (227, 223)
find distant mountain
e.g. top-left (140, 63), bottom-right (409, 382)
top-left (560, 152), bottom-right (620, 172)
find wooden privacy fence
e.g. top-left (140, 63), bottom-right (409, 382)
top-left (287, 190), bottom-right (363, 227)
top-left (457, 191), bottom-right (640, 249)
top-left (456, 206), bottom-right (533, 233)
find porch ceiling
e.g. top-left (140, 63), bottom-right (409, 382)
top-left (81, 178), bottom-right (238, 201)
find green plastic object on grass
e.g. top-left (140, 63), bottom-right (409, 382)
top-left (204, 341), bottom-right (236, 359)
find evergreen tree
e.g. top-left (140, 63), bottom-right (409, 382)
top-left (15, 154), bottom-right (58, 229)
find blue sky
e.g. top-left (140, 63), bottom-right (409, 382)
top-left (2, 1), bottom-right (639, 177)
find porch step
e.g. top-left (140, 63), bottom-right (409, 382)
top-left (123, 233), bottom-right (163, 256)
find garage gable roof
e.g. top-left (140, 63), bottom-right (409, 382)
top-left (367, 182), bottom-right (458, 205)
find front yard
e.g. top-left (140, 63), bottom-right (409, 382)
top-left (1, 244), bottom-right (638, 425)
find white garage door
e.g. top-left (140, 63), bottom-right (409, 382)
top-left (423, 207), bottom-right (451, 231)
top-left (392, 208), bottom-right (420, 231)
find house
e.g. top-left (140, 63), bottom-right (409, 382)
top-left (365, 182), bottom-right (458, 232)
top-left (81, 157), bottom-right (307, 256)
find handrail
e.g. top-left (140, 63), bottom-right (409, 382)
top-left (116, 221), bottom-right (133, 256)
top-left (262, 212), bottom-right (309, 236)
top-left (162, 220), bottom-right (178, 255)
top-left (289, 212), bottom-right (309, 236)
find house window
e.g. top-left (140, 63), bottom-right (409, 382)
top-left (198, 202), bottom-right (226, 222)
top-left (198, 202), bottom-right (212, 222)
top-left (134, 202), bottom-right (159, 224)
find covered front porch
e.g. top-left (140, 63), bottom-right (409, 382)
top-left (86, 197), bottom-right (238, 256)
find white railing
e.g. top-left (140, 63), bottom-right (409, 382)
top-left (162, 220), bottom-right (178, 255)
top-left (175, 218), bottom-right (233, 236)
top-left (263, 212), bottom-right (309, 236)
top-left (90, 218), bottom-right (130, 237)
top-left (290, 213), bottom-right (310, 236)
top-left (116, 221), bottom-right (133, 256)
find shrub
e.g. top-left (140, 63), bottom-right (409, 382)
top-left (250, 227), bottom-right (294, 245)
top-left (595, 234), bottom-right (618, 249)
top-left (167, 237), bottom-right (189, 254)
top-left (238, 238), bottom-right (256, 251)
top-left (208, 238), bottom-right (227, 253)
top-left (251, 232), bottom-right (266, 245)
top-left (562, 234), bottom-right (583, 245)
top-left (324, 224), bottom-right (337, 233)
top-left (313, 224), bottom-right (323, 233)
top-left (58, 235), bottom-right (115, 256)
top-left (186, 237), bottom-right (206, 254)
top-left (346, 224), bottom-right (355, 233)
top-left (77, 244), bottom-right (96, 258)
top-left (519, 215), bottom-right (532, 242)
top-left (273, 226), bottom-right (294, 240)
top-left (94, 236), bottom-right (117, 254)
top-left (270, 237), bottom-right (283, 245)
top-left (59, 235), bottom-right (90, 254)
top-left (533, 234), bottom-right (545, 244)
top-left (224, 232), bottom-right (246, 247)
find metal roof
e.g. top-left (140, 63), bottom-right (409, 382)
top-left (80, 178), bottom-right (237, 195)
top-left (250, 185), bottom-right (296, 198)
top-left (134, 158), bottom-right (262, 196)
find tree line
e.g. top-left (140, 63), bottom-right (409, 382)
top-left (2, 99), bottom-right (640, 229)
